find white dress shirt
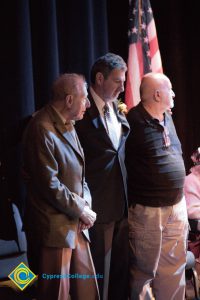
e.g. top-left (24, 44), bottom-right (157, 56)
top-left (90, 87), bottom-right (122, 146)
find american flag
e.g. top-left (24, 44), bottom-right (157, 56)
top-left (125, 0), bottom-right (163, 109)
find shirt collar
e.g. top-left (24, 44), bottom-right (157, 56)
top-left (50, 104), bottom-right (69, 125)
top-left (90, 86), bottom-right (116, 115)
top-left (90, 86), bottom-right (106, 116)
top-left (138, 102), bottom-right (168, 126)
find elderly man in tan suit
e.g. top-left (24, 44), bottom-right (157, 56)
top-left (22, 73), bottom-right (99, 300)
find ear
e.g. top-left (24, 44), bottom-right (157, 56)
top-left (154, 89), bottom-right (160, 102)
top-left (96, 72), bottom-right (104, 85)
top-left (65, 94), bottom-right (73, 108)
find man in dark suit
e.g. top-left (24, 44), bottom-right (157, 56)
top-left (22, 73), bottom-right (99, 300)
top-left (76, 53), bottom-right (130, 300)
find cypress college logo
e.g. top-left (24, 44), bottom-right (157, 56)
top-left (8, 262), bottom-right (36, 290)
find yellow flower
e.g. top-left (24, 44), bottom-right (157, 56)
top-left (118, 99), bottom-right (128, 114)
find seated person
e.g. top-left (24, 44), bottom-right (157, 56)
top-left (184, 147), bottom-right (200, 259)
top-left (184, 147), bottom-right (200, 220)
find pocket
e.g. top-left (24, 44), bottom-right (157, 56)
top-left (129, 228), bottom-right (161, 276)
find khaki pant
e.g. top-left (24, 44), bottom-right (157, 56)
top-left (129, 197), bottom-right (188, 300)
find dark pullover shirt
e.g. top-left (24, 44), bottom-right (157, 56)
top-left (125, 102), bottom-right (185, 207)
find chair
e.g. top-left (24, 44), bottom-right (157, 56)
top-left (0, 202), bottom-right (34, 299)
top-left (186, 250), bottom-right (200, 299)
top-left (0, 202), bottom-right (28, 279)
top-left (185, 219), bottom-right (200, 299)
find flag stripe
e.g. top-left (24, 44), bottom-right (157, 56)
top-left (125, 0), bottom-right (163, 109)
top-left (149, 36), bottom-right (160, 58)
top-left (151, 51), bottom-right (163, 72)
top-left (147, 18), bottom-right (157, 41)
top-left (126, 44), bottom-right (142, 107)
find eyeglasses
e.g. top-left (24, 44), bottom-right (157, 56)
top-left (163, 126), bottom-right (171, 148)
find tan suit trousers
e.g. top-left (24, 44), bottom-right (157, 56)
top-left (37, 233), bottom-right (99, 300)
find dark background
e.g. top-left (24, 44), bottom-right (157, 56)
top-left (0, 0), bottom-right (199, 219)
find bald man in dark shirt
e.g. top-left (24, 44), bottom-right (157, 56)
top-left (126, 73), bottom-right (188, 300)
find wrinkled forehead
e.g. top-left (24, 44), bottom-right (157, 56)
top-left (74, 79), bottom-right (87, 93)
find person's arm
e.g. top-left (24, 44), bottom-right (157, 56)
top-left (83, 179), bottom-right (92, 207)
top-left (23, 124), bottom-right (87, 219)
top-left (184, 175), bottom-right (200, 219)
top-left (78, 179), bottom-right (97, 231)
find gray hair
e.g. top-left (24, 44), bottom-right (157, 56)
top-left (90, 53), bottom-right (127, 84)
top-left (51, 73), bottom-right (87, 102)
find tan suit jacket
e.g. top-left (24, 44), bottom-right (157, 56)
top-left (23, 104), bottom-right (91, 248)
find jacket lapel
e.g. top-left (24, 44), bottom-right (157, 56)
top-left (87, 96), bottom-right (130, 149)
top-left (87, 96), bottom-right (105, 131)
top-left (46, 105), bottom-right (84, 159)
top-left (113, 101), bottom-right (128, 126)
top-left (62, 129), bottom-right (84, 159)
top-left (87, 96), bottom-right (117, 149)
top-left (113, 101), bottom-right (130, 147)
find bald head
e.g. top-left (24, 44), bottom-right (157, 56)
top-left (140, 73), bottom-right (170, 104)
top-left (139, 72), bottom-right (175, 118)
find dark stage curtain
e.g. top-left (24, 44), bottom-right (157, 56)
top-left (0, 0), bottom-right (200, 239)
top-left (150, 0), bottom-right (200, 173)
top-left (0, 0), bottom-right (108, 238)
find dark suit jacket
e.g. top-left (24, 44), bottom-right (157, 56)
top-left (22, 104), bottom-right (91, 248)
top-left (76, 95), bottom-right (130, 223)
